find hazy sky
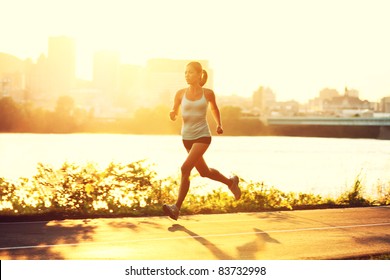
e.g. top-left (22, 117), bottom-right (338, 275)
top-left (1, 0), bottom-right (390, 102)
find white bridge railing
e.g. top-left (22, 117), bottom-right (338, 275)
top-left (266, 117), bottom-right (390, 126)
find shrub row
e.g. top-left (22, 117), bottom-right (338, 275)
top-left (1, 161), bottom-right (389, 221)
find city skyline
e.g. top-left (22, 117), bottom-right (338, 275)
top-left (1, 0), bottom-right (390, 102)
top-left (0, 38), bottom-right (214, 105)
top-left (1, 38), bottom-right (219, 117)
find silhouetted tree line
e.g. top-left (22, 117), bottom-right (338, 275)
top-left (0, 97), bottom-right (267, 135)
top-left (3, 96), bottom-right (374, 137)
top-left (0, 96), bottom-right (90, 133)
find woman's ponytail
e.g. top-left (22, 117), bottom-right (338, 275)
top-left (200, 69), bottom-right (208, 87)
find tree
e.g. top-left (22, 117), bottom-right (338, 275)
top-left (51, 96), bottom-right (76, 132)
top-left (221, 106), bottom-right (242, 121)
top-left (55, 95), bottom-right (75, 117)
top-left (0, 97), bottom-right (21, 131)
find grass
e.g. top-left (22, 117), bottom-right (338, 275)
top-left (1, 160), bottom-right (389, 222)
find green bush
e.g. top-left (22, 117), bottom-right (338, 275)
top-left (337, 174), bottom-right (370, 207)
top-left (0, 161), bottom-right (389, 220)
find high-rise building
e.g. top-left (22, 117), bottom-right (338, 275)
top-left (93, 50), bottom-right (120, 98)
top-left (47, 36), bottom-right (76, 97)
top-left (118, 64), bottom-right (144, 108)
top-left (0, 53), bottom-right (25, 100)
top-left (26, 54), bottom-right (48, 99)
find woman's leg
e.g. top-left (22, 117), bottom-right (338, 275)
top-left (175, 143), bottom-right (210, 209)
top-left (194, 154), bottom-right (241, 200)
top-left (194, 157), bottom-right (232, 186)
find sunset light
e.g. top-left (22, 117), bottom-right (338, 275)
top-left (1, 0), bottom-right (390, 270)
top-left (2, 0), bottom-right (390, 101)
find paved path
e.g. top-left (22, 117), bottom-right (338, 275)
top-left (1, 206), bottom-right (390, 259)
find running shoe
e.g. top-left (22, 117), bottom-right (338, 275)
top-left (162, 204), bottom-right (180, 220)
top-left (229, 175), bottom-right (241, 200)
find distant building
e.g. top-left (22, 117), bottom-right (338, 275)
top-left (271, 100), bottom-right (300, 116)
top-left (307, 87), bottom-right (377, 116)
top-left (323, 94), bottom-right (371, 115)
top-left (252, 86), bottom-right (276, 115)
top-left (307, 97), bottom-right (323, 113)
top-left (25, 54), bottom-right (49, 101)
top-left (344, 87), bottom-right (359, 98)
top-left (117, 64), bottom-right (144, 109)
top-left (381, 97), bottom-right (390, 113)
top-left (0, 53), bottom-right (25, 101)
top-left (319, 88), bottom-right (340, 100)
top-left (308, 88), bottom-right (340, 113)
top-left (93, 50), bottom-right (120, 98)
top-left (47, 36), bottom-right (76, 97)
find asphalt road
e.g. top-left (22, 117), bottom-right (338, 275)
top-left (1, 206), bottom-right (389, 260)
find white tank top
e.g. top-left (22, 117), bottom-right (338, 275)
top-left (181, 88), bottom-right (211, 140)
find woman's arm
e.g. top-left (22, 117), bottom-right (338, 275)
top-left (206, 89), bottom-right (223, 134)
top-left (169, 90), bottom-right (183, 121)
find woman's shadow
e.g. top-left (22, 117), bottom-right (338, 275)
top-left (168, 224), bottom-right (279, 259)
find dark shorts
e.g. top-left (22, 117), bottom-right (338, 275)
top-left (182, 136), bottom-right (212, 150)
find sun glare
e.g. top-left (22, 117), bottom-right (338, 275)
top-left (2, 0), bottom-right (390, 100)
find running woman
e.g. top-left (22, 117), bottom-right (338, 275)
top-left (163, 61), bottom-right (241, 220)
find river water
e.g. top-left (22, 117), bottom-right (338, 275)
top-left (1, 133), bottom-right (389, 197)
